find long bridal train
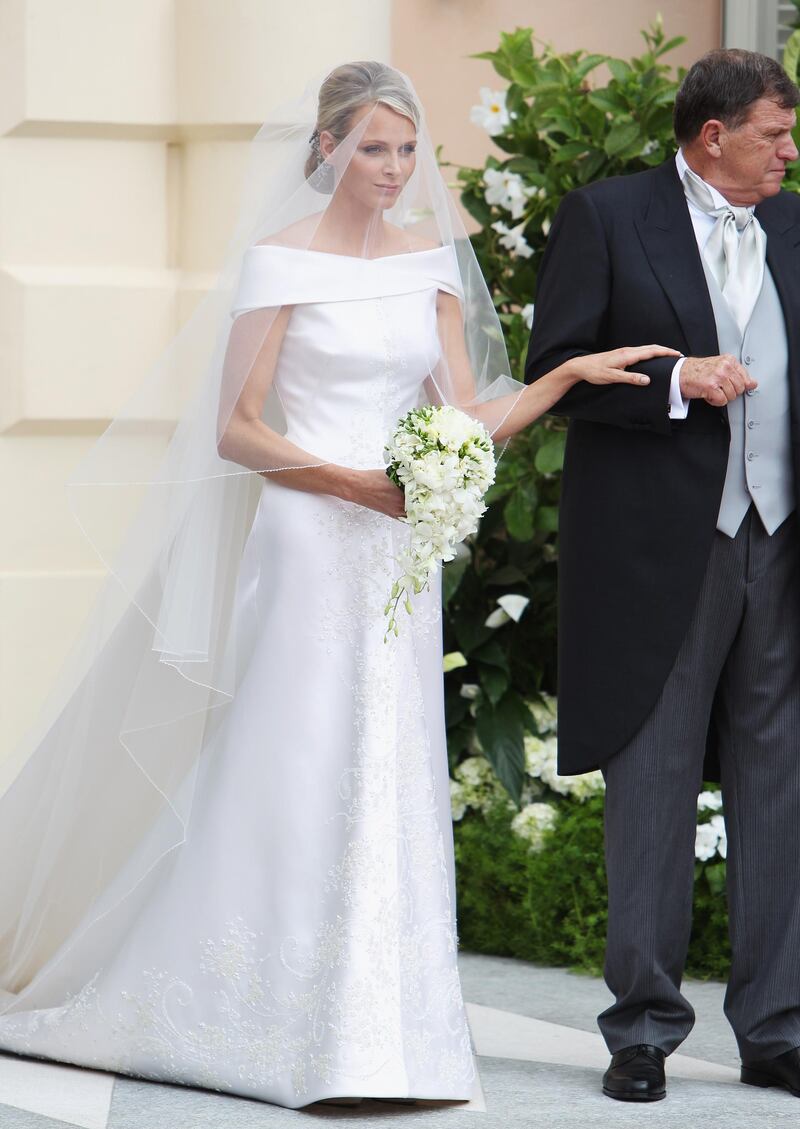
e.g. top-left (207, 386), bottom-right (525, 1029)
top-left (0, 246), bottom-right (475, 1107)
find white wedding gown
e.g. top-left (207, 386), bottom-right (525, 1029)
top-left (0, 245), bottom-right (475, 1107)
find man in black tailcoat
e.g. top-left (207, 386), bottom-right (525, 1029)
top-left (526, 49), bottom-right (800, 1102)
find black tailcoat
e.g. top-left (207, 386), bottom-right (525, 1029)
top-left (524, 158), bottom-right (800, 777)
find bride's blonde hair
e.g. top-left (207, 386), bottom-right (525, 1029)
top-left (305, 61), bottom-right (420, 179)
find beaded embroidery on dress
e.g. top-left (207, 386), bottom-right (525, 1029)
top-left (0, 246), bottom-right (475, 1108)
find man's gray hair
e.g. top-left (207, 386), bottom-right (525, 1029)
top-left (674, 48), bottom-right (800, 143)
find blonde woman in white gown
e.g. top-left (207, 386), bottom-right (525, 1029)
top-left (0, 62), bottom-right (675, 1108)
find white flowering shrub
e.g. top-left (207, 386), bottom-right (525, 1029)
top-left (442, 21), bottom-right (690, 806)
top-left (451, 696), bottom-right (728, 871)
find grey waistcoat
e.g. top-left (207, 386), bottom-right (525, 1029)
top-left (700, 257), bottom-right (794, 537)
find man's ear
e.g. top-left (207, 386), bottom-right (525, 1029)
top-left (699, 119), bottom-right (725, 159)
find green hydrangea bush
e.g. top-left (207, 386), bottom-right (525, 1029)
top-left (452, 698), bottom-right (731, 978)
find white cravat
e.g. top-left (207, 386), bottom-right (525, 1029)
top-left (668, 152), bottom-right (766, 418)
top-left (681, 162), bottom-right (766, 335)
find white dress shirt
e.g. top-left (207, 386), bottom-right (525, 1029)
top-left (667, 150), bottom-right (756, 418)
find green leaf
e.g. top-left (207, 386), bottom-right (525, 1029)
top-left (443, 651), bottom-right (468, 673)
top-left (473, 639), bottom-right (511, 672)
top-left (454, 614), bottom-right (493, 657)
top-left (656, 35), bottom-right (688, 58)
top-left (551, 141), bottom-right (592, 163)
top-left (604, 120), bottom-right (641, 157)
top-left (573, 53), bottom-right (607, 80)
top-left (535, 505), bottom-right (560, 532)
top-left (443, 552), bottom-right (469, 607)
top-left (504, 487), bottom-right (536, 541)
top-left (608, 58), bottom-right (632, 84)
top-left (577, 150), bottom-right (608, 183)
top-left (534, 433), bottom-right (566, 474)
top-left (475, 692), bottom-right (528, 804)
top-left (479, 664), bottom-right (509, 706)
top-left (487, 564), bottom-right (528, 586)
top-left (587, 89), bottom-right (629, 114)
top-left (784, 29), bottom-right (800, 85)
top-left (704, 861), bottom-right (727, 897)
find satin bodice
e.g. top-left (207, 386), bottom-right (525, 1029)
top-left (231, 244), bottom-right (463, 467)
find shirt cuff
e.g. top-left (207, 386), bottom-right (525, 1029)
top-left (668, 357), bottom-right (690, 419)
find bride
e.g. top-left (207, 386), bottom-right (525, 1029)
top-left (0, 61), bottom-right (675, 1108)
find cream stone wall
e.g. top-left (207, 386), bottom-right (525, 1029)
top-left (0, 0), bottom-right (391, 755)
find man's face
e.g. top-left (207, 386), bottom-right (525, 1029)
top-left (717, 97), bottom-right (799, 205)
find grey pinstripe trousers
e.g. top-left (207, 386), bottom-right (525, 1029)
top-left (599, 508), bottom-right (800, 1061)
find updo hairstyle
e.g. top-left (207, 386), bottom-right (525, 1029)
top-left (305, 61), bottom-right (420, 180)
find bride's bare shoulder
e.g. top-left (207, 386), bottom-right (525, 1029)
top-left (255, 216), bottom-right (324, 249)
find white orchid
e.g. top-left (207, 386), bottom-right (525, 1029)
top-left (483, 167), bottom-right (535, 220)
top-left (492, 220), bottom-right (534, 259)
top-left (470, 88), bottom-right (511, 136)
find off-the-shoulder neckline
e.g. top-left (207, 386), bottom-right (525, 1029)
top-left (251, 243), bottom-right (447, 263)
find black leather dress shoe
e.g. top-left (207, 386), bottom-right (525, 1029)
top-left (602, 1044), bottom-right (666, 1102)
top-left (741, 1046), bottom-right (800, 1096)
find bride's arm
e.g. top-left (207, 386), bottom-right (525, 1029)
top-left (216, 307), bottom-right (404, 517)
top-left (431, 293), bottom-right (678, 442)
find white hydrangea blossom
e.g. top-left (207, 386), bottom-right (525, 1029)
top-left (511, 802), bottom-right (558, 851)
top-left (712, 814), bottom-right (728, 859)
top-left (524, 732), bottom-right (604, 801)
top-left (450, 779), bottom-right (468, 822)
top-left (384, 406), bottom-right (496, 636)
top-left (529, 693), bottom-right (557, 734)
top-left (695, 811), bottom-right (727, 861)
top-left (491, 220), bottom-right (534, 259)
top-left (450, 756), bottom-right (507, 820)
top-left (452, 693), bottom-right (729, 875)
top-left (470, 87), bottom-right (511, 136)
top-left (483, 167), bottom-right (536, 220)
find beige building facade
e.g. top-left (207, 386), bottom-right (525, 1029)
top-left (0, 0), bottom-right (756, 753)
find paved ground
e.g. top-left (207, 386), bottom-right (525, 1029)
top-left (1, 952), bottom-right (797, 1128)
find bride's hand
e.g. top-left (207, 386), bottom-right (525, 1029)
top-left (568, 344), bottom-right (681, 386)
top-left (337, 468), bottom-right (406, 519)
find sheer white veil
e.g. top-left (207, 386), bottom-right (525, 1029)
top-left (0, 62), bottom-right (522, 1004)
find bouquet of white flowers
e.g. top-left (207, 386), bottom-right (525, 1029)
top-left (383, 405), bottom-right (496, 637)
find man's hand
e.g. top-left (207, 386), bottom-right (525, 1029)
top-left (679, 355), bottom-right (758, 407)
